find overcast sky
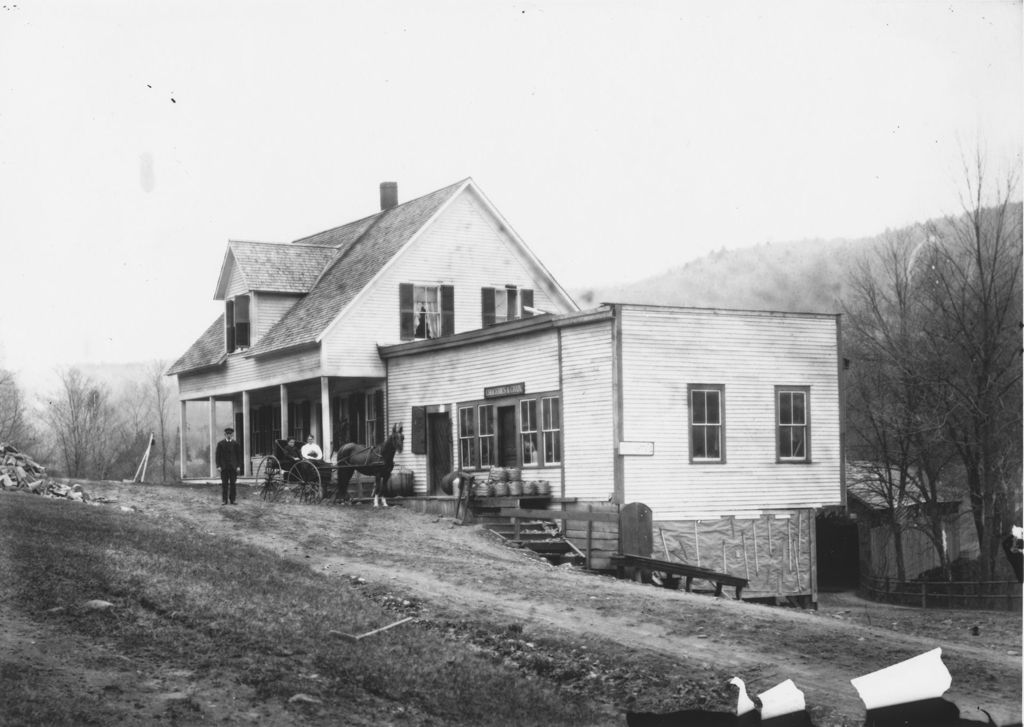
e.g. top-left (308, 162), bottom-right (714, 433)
top-left (0, 1), bottom-right (1020, 389)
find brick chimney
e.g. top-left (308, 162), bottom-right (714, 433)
top-left (380, 181), bottom-right (398, 211)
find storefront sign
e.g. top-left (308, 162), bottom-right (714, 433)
top-left (484, 382), bottom-right (526, 399)
top-left (618, 441), bottom-right (655, 456)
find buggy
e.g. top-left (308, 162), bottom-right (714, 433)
top-left (254, 440), bottom-right (326, 503)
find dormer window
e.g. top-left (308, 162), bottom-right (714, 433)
top-left (225, 295), bottom-right (250, 352)
top-left (482, 285), bottom-right (534, 326)
top-left (400, 283), bottom-right (454, 341)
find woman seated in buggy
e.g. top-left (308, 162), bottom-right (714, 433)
top-left (275, 437), bottom-right (301, 470)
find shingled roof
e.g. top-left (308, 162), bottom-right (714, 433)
top-left (246, 179), bottom-right (467, 357)
top-left (169, 178), bottom-right (469, 374)
top-left (167, 314), bottom-right (228, 376)
top-left (220, 241), bottom-right (337, 296)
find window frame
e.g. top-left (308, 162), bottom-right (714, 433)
top-left (400, 282), bottom-right (455, 341)
top-left (540, 395), bottom-right (561, 465)
top-left (775, 385), bottom-right (811, 463)
top-left (454, 389), bottom-right (560, 471)
top-left (478, 405), bottom-right (496, 468)
top-left (687, 384), bottom-right (725, 464)
top-left (458, 406), bottom-right (477, 468)
top-left (481, 286), bottom-right (535, 327)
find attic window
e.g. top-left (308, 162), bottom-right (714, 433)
top-left (482, 286), bottom-right (534, 326)
top-left (225, 295), bottom-right (250, 352)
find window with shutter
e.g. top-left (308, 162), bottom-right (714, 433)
top-left (482, 285), bottom-right (531, 324)
top-left (400, 284), bottom-right (453, 340)
top-left (411, 406), bottom-right (427, 454)
top-left (234, 295), bottom-right (250, 348)
top-left (481, 287), bottom-right (496, 327)
top-left (225, 300), bottom-right (235, 352)
top-left (441, 285), bottom-right (454, 337)
top-left (399, 283), bottom-right (415, 340)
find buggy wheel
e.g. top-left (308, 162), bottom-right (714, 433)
top-left (289, 461), bottom-right (322, 503)
top-left (255, 456), bottom-right (285, 502)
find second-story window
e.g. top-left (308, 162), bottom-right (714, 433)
top-left (400, 283), bottom-right (454, 340)
top-left (225, 294), bottom-right (251, 352)
top-left (482, 286), bottom-right (534, 326)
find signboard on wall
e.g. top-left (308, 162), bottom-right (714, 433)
top-left (484, 382), bottom-right (526, 399)
top-left (618, 441), bottom-right (655, 456)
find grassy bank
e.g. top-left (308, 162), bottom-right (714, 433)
top-left (0, 492), bottom-right (609, 726)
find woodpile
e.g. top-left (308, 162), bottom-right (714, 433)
top-left (0, 442), bottom-right (88, 501)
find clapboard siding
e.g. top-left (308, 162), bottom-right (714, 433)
top-left (176, 347), bottom-right (322, 399)
top-left (386, 327), bottom-right (563, 493)
top-left (321, 189), bottom-right (572, 375)
top-left (619, 307), bottom-right (841, 519)
top-left (254, 293), bottom-right (301, 343)
top-left (224, 255), bottom-right (247, 299)
top-left (560, 322), bottom-right (615, 500)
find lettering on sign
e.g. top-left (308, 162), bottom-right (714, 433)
top-left (618, 441), bottom-right (655, 456)
top-left (484, 382), bottom-right (526, 399)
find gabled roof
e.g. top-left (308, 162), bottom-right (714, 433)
top-left (214, 241), bottom-right (337, 298)
top-left (167, 314), bottom-right (227, 376)
top-left (170, 179), bottom-right (470, 374)
top-left (244, 179), bottom-right (468, 357)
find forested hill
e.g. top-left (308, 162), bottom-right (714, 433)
top-left (573, 235), bottom-right (870, 314)
top-left (574, 202), bottom-right (1022, 313)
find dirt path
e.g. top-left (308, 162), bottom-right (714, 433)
top-left (60, 482), bottom-right (1024, 724)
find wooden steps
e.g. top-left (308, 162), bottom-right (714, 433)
top-left (471, 496), bottom-right (584, 565)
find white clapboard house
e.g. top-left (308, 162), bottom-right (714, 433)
top-left (169, 179), bottom-right (845, 601)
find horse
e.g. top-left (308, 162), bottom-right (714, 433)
top-left (333, 424), bottom-right (404, 508)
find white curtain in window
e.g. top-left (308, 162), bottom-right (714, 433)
top-left (415, 287), bottom-right (440, 338)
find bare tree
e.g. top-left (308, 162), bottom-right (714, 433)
top-left (43, 368), bottom-right (121, 478)
top-left (147, 359), bottom-right (176, 483)
top-left (845, 228), bottom-right (957, 580)
top-left (0, 369), bottom-right (30, 443)
top-left (919, 152), bottom-right (1023, 578)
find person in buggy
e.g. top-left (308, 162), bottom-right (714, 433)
top-left (277, 437), bottom-right (301, 468)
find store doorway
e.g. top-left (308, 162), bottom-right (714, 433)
top-left (427, 412), bottom-right (452, 494)
top-left (497, 405), bottom-right (518, 467)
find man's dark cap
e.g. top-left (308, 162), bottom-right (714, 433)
top-left (224, 427), bottom-right (234, 434)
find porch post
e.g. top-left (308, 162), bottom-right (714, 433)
top-left (208, 397), bottom-right (217, 478)
top-left (321, 377), bottom-right (333, 455)
top-left (179, 400), bottom-right (188, 480)
top-left (242, 390), bottom-right (251, 476)
top-left (279, 384), bottom-right (289, 440)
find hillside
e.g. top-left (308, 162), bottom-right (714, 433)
top-left (574, 235), bottom-right (868, 314)
top-left (574, 204), bottom-right (1022, 313)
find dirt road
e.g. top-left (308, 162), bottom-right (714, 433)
top-left (18, 481), bottom-right (1024, 725)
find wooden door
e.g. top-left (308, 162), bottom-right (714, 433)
top-left (427, 412), bottom-right (452, 494)
top-left (497, 405), bottom-right (517, 467)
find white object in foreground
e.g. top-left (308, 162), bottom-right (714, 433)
top-left (850, 647), bottom-right (952, 710)
top-left (729, 676), bottom-right (758, 716)
top-left (757, 678), bottom-right (807, 720)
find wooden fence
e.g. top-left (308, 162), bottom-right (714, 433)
top-left (860, 575), bottom-right (1023, 611)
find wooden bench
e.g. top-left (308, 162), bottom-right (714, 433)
top-left (611, 553), bottom-right (748, 600)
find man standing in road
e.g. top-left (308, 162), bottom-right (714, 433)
top-left (215, 427), bottom-right (243, 505)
